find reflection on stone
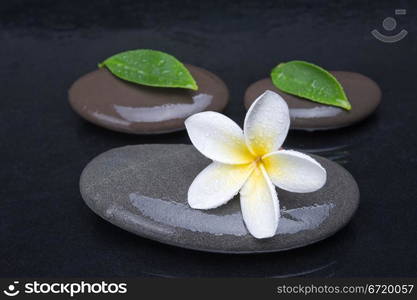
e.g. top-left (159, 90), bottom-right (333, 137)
top-left (114, 93), bottom-right (212, 123)
top-left (290, 106), bottom-right (342, 119)
top-left (129, 193), bottom-right (334, 236)
top-left (92, 111), bottom-right (130, 126)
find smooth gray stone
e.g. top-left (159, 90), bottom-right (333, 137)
top-left (80, 144), bottom-right (359, 253)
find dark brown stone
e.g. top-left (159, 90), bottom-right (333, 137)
top-left (69, 65), bottom-right (229, 134)
top-left (244, 72), bottom-right (381, 130)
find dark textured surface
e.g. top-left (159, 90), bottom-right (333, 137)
top-left (1, 0), bottom-right (416, 277)
top-left (69, 65), bottom-right (228, 134)
top-left (80, 144), bottom-right (359, 253)
top-left (244, 72), bottom-right (381, 130)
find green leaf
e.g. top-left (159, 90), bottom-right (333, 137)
top-left (99, 49), bottom-right (198, 90)
top-left (271, 60), bottom-right (351, 110)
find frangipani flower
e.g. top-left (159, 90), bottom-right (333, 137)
top-left (185, 90), bottom-right (326, 239)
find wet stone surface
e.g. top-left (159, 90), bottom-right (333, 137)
top-left (69, 65), bottom-right (229, 134)
top-left (245, 72), bottom-right (381, 131)
top-left (80, 144), bottom-right (360, 253)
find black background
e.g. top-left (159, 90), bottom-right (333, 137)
top-left (1, 0), bottom-right (416, 277)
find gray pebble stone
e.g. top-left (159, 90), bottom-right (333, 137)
top-left (80, 144), bottom-right (359, 253)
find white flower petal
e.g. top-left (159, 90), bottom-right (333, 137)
top-left (185, 111), bottom-right (254, 164)
top-left (244, 90), bottom-right (290, 156)
top-left (263, 150), bottom-right (326, 193)
top-left (188, 162), bottom-right (255, 210)
top-left (240, 164), bottom-right (279, 239)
